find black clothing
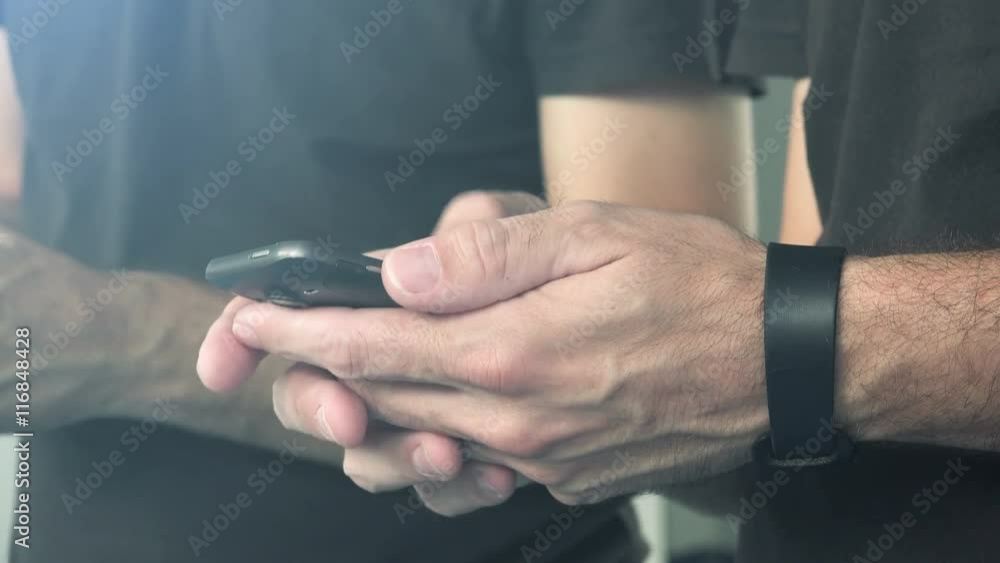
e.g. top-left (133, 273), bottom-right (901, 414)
top-left (728, 1), bottom-right (1000, 561)
top-left (5, 1), bottom-right (737, 561)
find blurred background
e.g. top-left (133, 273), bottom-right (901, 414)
top-left (0, 10), bottom-right (796, 553)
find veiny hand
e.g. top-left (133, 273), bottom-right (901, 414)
top-left (201, 200), bottom-right (772, 512)
top-left (199, 191), bottom-right (547, 515)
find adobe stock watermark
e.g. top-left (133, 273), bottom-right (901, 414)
top-left (544, 117), bottom-right (629, 204)
top-left (32, 269), bottom-right (138, 372)
top-left (8, 0), bottom-right (73, 55)
top-left (544, 0), bottom-right (588, 31)
top-left (878, 0), bottom-right (930, 41)
top-left (51, 64), bottom-right (169, 183)
top-left (227, 249), bottom-right (464, 370)
top-left (554, 247), bottom-right (669, 361)
top-left (274, 235), bottom-right (343, 291)
top-left (178, 106), bottom-right (296, 224)
top-left (673, 0), bottom-right (750, 73)
top-left (764, 286), bottom-right (800, 326)
top-left (718, 83), bottom-right (834, 202)
top-left (726, 418), bottom-right (839, 532)
top-left (187, 439), bottom-right (307, 557)
top-left (384, 75), bottom-right (501, 192)
top-left (393, 408), bottom-right (506, 524)
top-left (212, 0), bottom-right (244, 21)
top-left (519, 451), bottom-right (635, 563)
top-left (849, 458), bottom-right (970, 562)
top-left (340, 0), bottom-right (413, 63)
top-left (385, 281), bottom-right (502, 524)
top-left (841, 126), bottom-right (960, 244)
top-left (60, 399), bottom-right (181, 515)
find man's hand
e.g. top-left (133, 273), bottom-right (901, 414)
top-left (202, 201), bottom-right (773, 509)
top-left (200, 191), bottom-right (548, 515)
top-left (342, 191), bottom-right (548, 513)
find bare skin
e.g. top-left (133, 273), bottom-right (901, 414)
top-left (1, 79), bottom-right (754, 477)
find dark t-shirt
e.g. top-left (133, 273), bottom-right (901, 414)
top-left (727, 1), bottom-right (1000, 562)
top-left (4, 1), bottom-right (740, 562)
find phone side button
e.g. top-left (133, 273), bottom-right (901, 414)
top-left (337, 261), bottom-right (366, 274)
top-left (266, 289), bottom-right (304, 308)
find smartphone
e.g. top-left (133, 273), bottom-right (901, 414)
top-left (205, 240), bottom-right (396, 308)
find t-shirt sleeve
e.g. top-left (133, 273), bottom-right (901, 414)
top-left (726, 0), bottom-right (810, 78)
top-left (524, 1), bottom-right (758, 95)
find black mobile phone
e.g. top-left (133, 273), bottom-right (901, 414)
top-left (205, 240), bottom-right (396, 308)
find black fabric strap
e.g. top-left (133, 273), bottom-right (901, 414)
top-left (763, 243), bottom-right (848, 462)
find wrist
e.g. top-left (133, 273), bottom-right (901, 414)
top-left (835, 256), bottom-right (891, 441)
top-left (114, 272), bottom-right (230, 417)
top-left (834, 254), bottom-right (987, 447)
top-left (91, 270), bottom-right (161, 419)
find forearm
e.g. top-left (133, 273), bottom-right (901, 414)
top-left (0, 226), bottom-right (127, 430)
top-left (663, 248), bottom-right (1000, 514)
top-left (0, 228), bottom-right (343, 465)
top-left (778, 79), bottom-right (822, 245)
top-left (839, 251), bottom-right (1000, 452)
top-left (540, 88), bottom-right (757, 233)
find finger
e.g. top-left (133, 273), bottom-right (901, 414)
top-left (197, 297), bottom-right (266, 392)
top-left (416, 462), bottom-right (517, 517)
top-left (273, 363), bottom-right (370, 447)
top-left (361, 193), bottom-right (548, 265)
top-left (343, 380), bottom-right (507, 443)
top-left (231, 303), bottom-right (470, 384)
top-left (230, 289), bottom-right (554, 392)
top-left (382, 201), bottom-right (627, 314)
top-left (341, 427), bottom-right (465, 493)
top-left (433, 191), bottom-right (548, 235)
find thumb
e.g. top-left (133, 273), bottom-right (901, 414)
top-left (382, 202), bottom-right (625, 314)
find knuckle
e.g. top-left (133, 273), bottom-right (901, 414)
top-left (452, 343), bottom-right (527, 393)
top-left (444, 220), bottom-right (510, 286)
top-left (563, 199), bottom-right (610, 224)
top-left (564, 201), bottom-right (617, 243)
top-left (322, 328), bottom-right (370, 377)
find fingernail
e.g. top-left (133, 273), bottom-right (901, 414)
top-left (231, 322), bottom-right (259, 347)
top-left (315, 404), bottom-right (338, 443)
top-left (232, 305), bottom-right (267, 344)
top-left (413, 446), bottom-right (442, 480)
top-left (388, 243), bottom-right (440, 294)
top-left (272, 379), bottom-right (299, 431)
top-left (476, 470), bottom-right (506, 502)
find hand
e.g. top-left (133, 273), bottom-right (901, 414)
top-left (206, 201), bottom-right (771, 509)
top-left (345, 191), bottom-right (548, 513)
top-left (199, 191), bottom-right (547, 515)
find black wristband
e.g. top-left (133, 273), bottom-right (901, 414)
top-left (761, 243), bottom-right (851, 465)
